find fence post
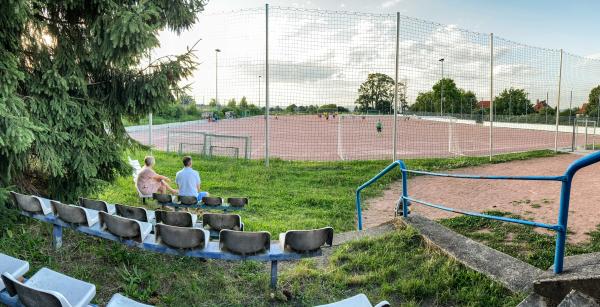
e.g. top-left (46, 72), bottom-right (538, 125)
top-left (264, 3), bottom-right (270, 167)
top-left (148, 112), bottom-right (153, 152)
top-left (489, 33), bottom-right (494, 161)
top-left (393, 12), bottom-right (400, 161)
top-left (555, 49), bottom-right (563, 152)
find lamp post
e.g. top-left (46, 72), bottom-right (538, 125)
top-left (215, 49), bottom-right (221, 105)
top-left (439, 58), bottom-right (445, 116)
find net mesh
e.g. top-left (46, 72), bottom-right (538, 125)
top-left (127, 6), bottom-right (600, 161)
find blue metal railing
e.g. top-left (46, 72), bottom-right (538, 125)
top-left (355, 151), bottom-right (600, 273)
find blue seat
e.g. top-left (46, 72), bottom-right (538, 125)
top-left (315, 294), bottom-right (390, 307)
top-left (0, 253), bottom-right (29, 292)
top-left (107, 293), bottom-right (154, 307)
top-left (2, 267), bottom-right (96, 307)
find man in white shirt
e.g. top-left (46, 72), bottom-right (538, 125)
top-left (175, 156), bottom-right (209, 201)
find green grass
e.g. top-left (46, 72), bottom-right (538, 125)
top-left (95, 149), bottom-right (558, 235)
top-left (123, 114), bottom-right (201, 127)
top-left (441, 211), bottom-right (600, 270)
top-left (0, 149), bottom-right (557, 306)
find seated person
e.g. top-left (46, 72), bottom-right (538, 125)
top-left (176, 156), bottom-right (209, 201)
top-left (137, 156), bottom-right (178, 195)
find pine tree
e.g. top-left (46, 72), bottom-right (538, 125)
top-left (0, 0), bottom-right (206, 210)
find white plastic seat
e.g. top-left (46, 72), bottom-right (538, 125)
top-left (115, 204), bottom-right (155, 223)
top-left (11, 191), bottom-right (53, 215)
top-left (0, 253), bottom-right (29, 292)
top-left (2, 267), bottom-right (96, 307)
top-left (315, 294), bottom-right (390, 307)
top-left (50, 201), bottom-right (99, 227)
top-left (106, 293), bottom-right (154, 307)
top-left (99, 212), bottom-right (153, 242)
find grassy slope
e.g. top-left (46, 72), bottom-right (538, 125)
top-left (0, 150), bottom-right (556, 306)
top-left (441, 212), bottom-right (600, 270)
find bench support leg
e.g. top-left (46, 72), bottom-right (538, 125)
top-left (270, 260), bottom-right (278, 289)
top-left (52, 224), bottom-right (63, 250)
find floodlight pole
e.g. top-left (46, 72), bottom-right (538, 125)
top-left (258, 75), bottom-right (262, 109)
top-left (265, 3), bottom-right (270, 167)
top-left (393, 12), bottom-right (400, 161)
top-left (569, 90), bottom-right (572, 125)
top-left (489, 33), bottom-right (494, 161)
top-left (555, 49), bottom-right (563, 152)
top-left (439, 58), bottom-right (444, 117)
top-left (215, 49), bottom-right (221, 105)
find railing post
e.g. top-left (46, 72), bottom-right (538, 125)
top-left (356, 190), bottom-right (363, 230)
top-left (554, 176), bottom-right (572, 274)
top-left (400, 163), bottom-right (409, 217)
top-left (52, 224), bottom-right (63, 250)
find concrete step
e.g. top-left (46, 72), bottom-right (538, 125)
top-left (517, 293), bottom-right (548, 307)
top-left (557, 290), bottom-right (598, 307)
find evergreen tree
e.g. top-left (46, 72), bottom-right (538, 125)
top-left (0, 0), bottom-right (206, 208)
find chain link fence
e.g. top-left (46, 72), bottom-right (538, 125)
top-left (127, 6), bottom-right (600, 162)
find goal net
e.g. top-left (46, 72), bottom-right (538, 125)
top-left (447, 116), bottom-right (464, 156)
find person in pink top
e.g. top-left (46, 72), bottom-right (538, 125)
top-left (136, 156), bottom-right (178, 195)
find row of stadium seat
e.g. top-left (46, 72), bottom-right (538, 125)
top-left (6, 192), bottom-right (389, 306)
top-left (0, 252), bottom-right (151, 307)
top-left (9, 191), bottom-right (333, 289)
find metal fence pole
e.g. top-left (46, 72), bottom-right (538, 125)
top-left (148, 112), bottom-right (153, 151)
top-left (265, 3), bottom-right (270, 167)
top-left (489, 33), bottom-right (494, 161)
top-left (393, 12), bottom-right (399, 161)
top-left (555, 49), bottom-right (563, 152)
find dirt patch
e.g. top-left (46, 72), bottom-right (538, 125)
top-left (363, 153), bottom-right (600, 243)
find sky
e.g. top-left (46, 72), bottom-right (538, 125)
top-left (155, 0), bottom-right (600, 108)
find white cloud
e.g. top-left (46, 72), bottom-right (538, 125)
top-left (381, 0), bottom-right (402, 8)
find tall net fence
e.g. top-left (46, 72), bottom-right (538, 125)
top-left (127, 6), bottom-right (600, 161)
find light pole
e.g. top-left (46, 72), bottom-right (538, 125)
top-left (439, 58), bottom-right (444, 116)
top-left (569, 90), bottom-right (572, 125)
top-left (258, 75), bottom-right (262, 111)
top-left (215, 48), bottom-right (221, 105)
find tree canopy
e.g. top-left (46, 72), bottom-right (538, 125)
top-left (586, 85), bottom-right (600, 117)
top-left (355, 73), bottom-right (405, 114)
top-left (493, 88), bottom-right (532, 116)
top-left (0, 0), bottom-right (206, 204)
top-left (410, 78), bottom-right (478, 114)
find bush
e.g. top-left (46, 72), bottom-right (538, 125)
top-left (187, 104), bottom-right (200, 116)
top-left (174, 105), bottom-right (185, 118)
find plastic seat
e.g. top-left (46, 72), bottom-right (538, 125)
top-left (0, 253), bottom-right (29, 292)
top-left (107, 293), bottom-right (154, 307)
top-left (155, 210), bottom-right (197, 227)
top-left (155, 224), bottom-right (209, 250)
top-left (279, 227), bottom-right (333, 253)
top-left (178, 196), bottom-right (198, 206)
top-left (226, 197), bottom-right (248, 208)
top-left (50, 201), bottom-right (99, 227)
top-left (99, 212), bottom-right (152, 242)
top-left (115, 204), bottom-right (155, 223)
top-left (1, 267), bottom-right (96, 307)
top-left (202, 196), bottom-right (223, 207)
top-left (152, 193), bottom-right (173, 205)
top-left (10, 191), bottom-right (53, 215)
top-left (219, 230), bottom-right (270, 256)
top-left (78, 197), bottom-right (116, 214)
top-left (315, 294), bottom-right (390, 307)
top-left (202, 213), bottom-right (243, 231)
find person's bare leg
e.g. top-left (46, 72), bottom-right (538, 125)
top-left (161, 181), bottom-right (178, 194)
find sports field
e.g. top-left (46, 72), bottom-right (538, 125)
top-left (128, 115), bottom-right (593, 161)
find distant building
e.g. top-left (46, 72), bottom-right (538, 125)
top-left (533, 99), bottom-right (549, 112)
top-left (477, 100), bottom-right (490, 109)
top-left (578, 103), bottom-right (588, 114)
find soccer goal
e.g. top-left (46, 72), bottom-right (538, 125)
top-left (447, 116), bottom-right (464, 155)
top-left (166, 130), bottom-right (252, 159)
top-left (574, 118), bottom-right (597, 150)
